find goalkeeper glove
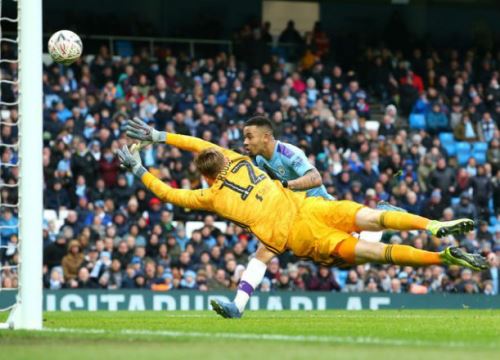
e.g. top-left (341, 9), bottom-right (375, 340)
top-left (126, 117), bottom-right (166, 148)
top-left (117, 145), bottom-right (147, 177)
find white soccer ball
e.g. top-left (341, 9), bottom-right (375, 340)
top-left (48, 30), bottom-right (83, 65)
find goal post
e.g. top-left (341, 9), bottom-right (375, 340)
top-left (0, 0), bottom-right (43, 330)
top-left (16, 0), bottom-right (44, 330)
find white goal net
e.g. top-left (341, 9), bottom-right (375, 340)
top-left (0, 0), bottom-right (43, 330)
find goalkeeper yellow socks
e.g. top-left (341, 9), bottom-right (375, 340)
top-left (381, 244), bottom-right (442, 266)
top-left (379, 211), bottom-right (430, 231)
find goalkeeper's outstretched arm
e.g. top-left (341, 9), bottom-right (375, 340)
top-left (165, 133), bottom-right (224, 154)
top-left (126, 117), bottom-right (240, 158)
top-left (141, 171), bottom-right (213, 210)
top-left (117, 145), bottom-right (213, 210)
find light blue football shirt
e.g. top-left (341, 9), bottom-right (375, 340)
top-left (255, 141), bottom-right (334, 200)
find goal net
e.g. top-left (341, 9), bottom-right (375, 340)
top-left (0, 0), bottom-right (43, 330)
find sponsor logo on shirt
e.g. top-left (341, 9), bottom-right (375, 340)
top-left (277, 143), bottom-right (294, 158)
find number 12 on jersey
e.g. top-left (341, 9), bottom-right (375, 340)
top-left (220, 160), bottom-right (266, 200)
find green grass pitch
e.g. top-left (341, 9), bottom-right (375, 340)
top-left (1, 310), bottom-right (499, 360)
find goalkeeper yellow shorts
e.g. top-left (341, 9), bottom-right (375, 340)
top-left (287, 199), bottom-right (365, 266)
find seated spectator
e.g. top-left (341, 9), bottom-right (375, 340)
top-left (0, 209), bottom-right (18, 246)
top-left (421, 189), bottom-right (446, 220)
top-left (61, 240), bottom-right (84, 282)
top-left (426, 103), bottom-right (448, 134)
top-left (379, 114), bottom-right (396, 137)
top-left (48, 267), bottom-right (64, 290)
top-left (454, 269), bottom-right (480, 294)
top-left (478, 112), bottom-right (498, 143)
top-left (76, 267), bottom-right (98, 289)
top-left (454, 113), bottom-right (478, 141)
top-left (44, 180), bottom-right (71, 212)
top-left (470, 165), bottom-right (493, 221)
top-left (452, 193), bottom-right (477, 220)
top-left (342, 270), bottom-right (364, 292)
top-left (306, 266), bottom-right (341, 292)
top-left (487, 139), bottom-right (500, 170)
top-left (180, 270), bottom-right (198, 290)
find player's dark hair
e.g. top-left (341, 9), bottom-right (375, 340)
top-left (195, 147), bottom-right (226, 179)
top-left (245, 115), bottom-right (274, 135)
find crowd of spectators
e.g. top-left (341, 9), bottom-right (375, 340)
top-left (0, 21), bottom-right (499, 295)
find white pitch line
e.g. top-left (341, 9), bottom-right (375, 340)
top-left (42, 327), bottom-right (496, 349)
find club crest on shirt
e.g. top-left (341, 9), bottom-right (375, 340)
top-left (277, 166), bottom-right (286, 176)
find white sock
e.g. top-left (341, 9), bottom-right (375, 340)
top-left (233, 258), bottom-right (267, 313)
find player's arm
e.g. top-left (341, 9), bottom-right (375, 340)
top-left (141, 172), bottom-right (212, 210)
top-left (126, 117), bottom-right (240, 159)
top-left (286, 168), bottom-right (322, 191)
top-left (117, 145), bottom-right (212, 211)
top-left (282, 147), bottom-right (322, 191)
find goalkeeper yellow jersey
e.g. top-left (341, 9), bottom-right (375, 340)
top-left (140, 133), bottom-right (306, 254)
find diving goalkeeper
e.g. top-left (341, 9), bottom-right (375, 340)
top-left (122, 117), bottom-right (488, 319)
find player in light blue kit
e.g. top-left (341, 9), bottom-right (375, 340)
top-left (243, 115), bottom-right (404, 212)
top-left (243, 116), bottom-right (335, 199)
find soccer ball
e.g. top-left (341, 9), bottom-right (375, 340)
top-left (48, 30), bottom-right (83, 65)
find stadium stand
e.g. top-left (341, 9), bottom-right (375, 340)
top-left (0, 21), bottom-right (499, 295)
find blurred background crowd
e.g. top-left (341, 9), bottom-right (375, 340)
top-left (0, 19), bottom-right (499, 295)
